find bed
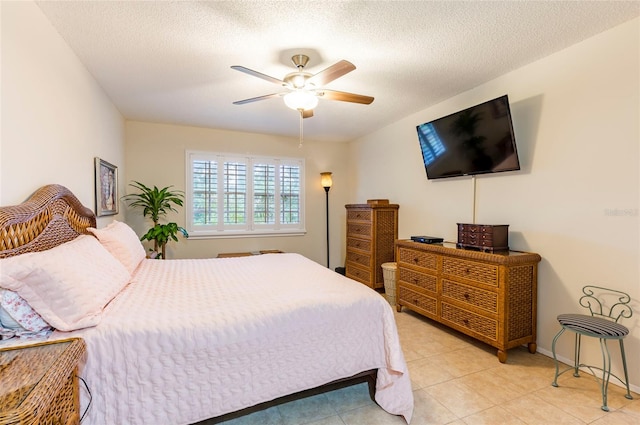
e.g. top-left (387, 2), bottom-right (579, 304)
top-left (0, 184), bottom-right (414, 424)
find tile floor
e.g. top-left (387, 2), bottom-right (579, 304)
top-left (213, 308), bottom-right (639, 425)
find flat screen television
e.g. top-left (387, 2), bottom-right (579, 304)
top-left (416, 95), bottom-right (520, 179)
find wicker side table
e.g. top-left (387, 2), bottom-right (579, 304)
top-left (0, 338), bottom-right (86, 425)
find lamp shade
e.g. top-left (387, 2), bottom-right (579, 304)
top-left (321, 172), bottom-right (333, 189)
top-left (284, 90), bottom-right (319, 111)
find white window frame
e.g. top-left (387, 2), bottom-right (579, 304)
top-left (186, 150), bottom-right (306, 238)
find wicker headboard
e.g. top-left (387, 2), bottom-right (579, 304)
top-left (0, 185), bottom-right (96, 258)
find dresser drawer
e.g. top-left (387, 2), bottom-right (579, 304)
top-left (442, 280), bottom-right (498, 313)
top-left (346, 250), bottom-right (371, 268)
top-left (458, 232), bottom-right (495, 243)
top-left (398, 268), bottom-right (437, 293)
top-left (458, 224), bottom-right (498, 234)
top-left (399, 286), bottom-right (437, 315)
top-left (347, 209), bottom-right (372, 221)
top-left (475, 239), bottom-right (498, 248)
top-left (346, 222), bottom-right (372, 239)
top-left (398, 247), bottom-right (437, 271)
top-left (347, 237), bottom-right (371, 252)
top-left (442, 257), bottom-right (498, 287)
top-left (346, 264), bottom-right (372, 285)
top-left (441, 302), bottom-right (497, 341)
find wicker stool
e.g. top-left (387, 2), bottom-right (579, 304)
top-left (551, 285), bottom-right (633, 411)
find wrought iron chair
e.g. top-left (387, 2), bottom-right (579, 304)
top-left (551, 285), bottom-right (633, 411)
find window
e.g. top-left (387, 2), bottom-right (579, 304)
top-left (186, 151), bottom-right (305, 237)
top-left (417, 123), bottom-right (446, 166)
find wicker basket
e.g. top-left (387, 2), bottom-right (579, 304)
top-left (381, 262), bottom-right (397, 306)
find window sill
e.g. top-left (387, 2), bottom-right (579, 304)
top-left (187, 229), bottom-right (307, 240)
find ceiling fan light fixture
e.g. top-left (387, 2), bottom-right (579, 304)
top-left (284, 90), bottom-right (318, 111)
top-left (292, 74), bottom-right (306, 88)
top-left (232, 54), bottom-right (374, 117)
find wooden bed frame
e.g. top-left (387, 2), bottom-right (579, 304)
top-left (0, 184), bottom-right (377, 423)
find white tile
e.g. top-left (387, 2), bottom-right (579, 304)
top-left (407, 356), bottom-right (457, 390)
top-left (339, 404), bottom-right (407, 425)
top-left (461, 406), bottom-right (527, 425)
top-left (324, 383), bottom-right (375, 413)
top-left (215, 406), bottom-right (284, 425)
top-left (277, 393), bottom-right (337, 425)
top-left (409, 388), bottom-right (458, 425)
top-left (305, 416), bottom-right (346, 425)
top-left (424, 380), bottom-right (495, 418)
top-left (502, 394), bottom-right (586, 425)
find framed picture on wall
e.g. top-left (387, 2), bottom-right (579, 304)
top-left (94, 157), bottom-right (118, 216)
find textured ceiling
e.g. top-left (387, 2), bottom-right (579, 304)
top-left (36, 1), bottom-right (639, 142)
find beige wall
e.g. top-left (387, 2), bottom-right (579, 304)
top-left (349, 18), bottom-right (640, 390)
top-left (0, 1), bottom-right (125, 226)
top-left (124, 121), bottom-right (350, 267)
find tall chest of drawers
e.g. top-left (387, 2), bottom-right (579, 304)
top-left (345, 202), bottom-right (398, 289)
top-left (396, 240), bottom-right (541, 362)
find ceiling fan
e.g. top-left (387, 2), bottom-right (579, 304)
top-left (231, 54), bottom-right (374, 118)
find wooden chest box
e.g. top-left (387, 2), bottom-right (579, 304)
top-left (457, 223), bottom-right (509, 252)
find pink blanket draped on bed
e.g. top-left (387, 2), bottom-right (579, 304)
top-left (56, 253), bottom-right (414, 424)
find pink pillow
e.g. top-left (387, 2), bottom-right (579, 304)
top-left (0, 235), bottom-right (131, 331)
top-left (88, 220), bottom-right (146, 274)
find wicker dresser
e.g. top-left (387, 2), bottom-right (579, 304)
top-left (396, 240), bottom-right (541, 362)
top-left (0, 338), bottom-right (86, 425)
top-left (345, 201), bottom-right (399, 289)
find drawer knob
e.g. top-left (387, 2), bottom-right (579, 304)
top-left (463, 319), bottom-right (469, 325)
top-left (413, 257), bottom-right (419, 263)
top-left (464, 293), bottom-right (470, 300)
top-left (465, 268), bottom-right (470, 274)
top-left (413, 298), bottom-right (419, 304)
top-left (413, 278), bottom-right (419, 284)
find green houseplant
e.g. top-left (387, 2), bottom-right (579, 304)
top-left (122, 181), bottom-right (188, 259)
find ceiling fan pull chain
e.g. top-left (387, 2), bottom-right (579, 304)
top-left (298, 109), bottom-right (304, 148)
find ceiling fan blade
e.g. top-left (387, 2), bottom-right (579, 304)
top-left (318, 89), bottom-right (374, 105)
top-left (233, 93), bottom-right (281, 105)
top-left (302, 109), bottom-right (314, 119)
top-left (307, 60), bottom-right (356, 87)
top-left (231, 65), bottom-right (283, 85)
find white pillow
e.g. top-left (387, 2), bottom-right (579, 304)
top-left (88, 220), bottom-right (146, 274)
top-left (0, 289), bottom-right (50, 332)
top-left (0, 235), bottom-right (131, 331)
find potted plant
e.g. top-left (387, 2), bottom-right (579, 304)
top-left (122, 181), bottom-right (188, 259)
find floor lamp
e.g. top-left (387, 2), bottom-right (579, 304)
top-left (321, 172), bottom-right (332, 268)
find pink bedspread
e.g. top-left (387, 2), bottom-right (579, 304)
top-left (57, 253), bottom-right (413, 424)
